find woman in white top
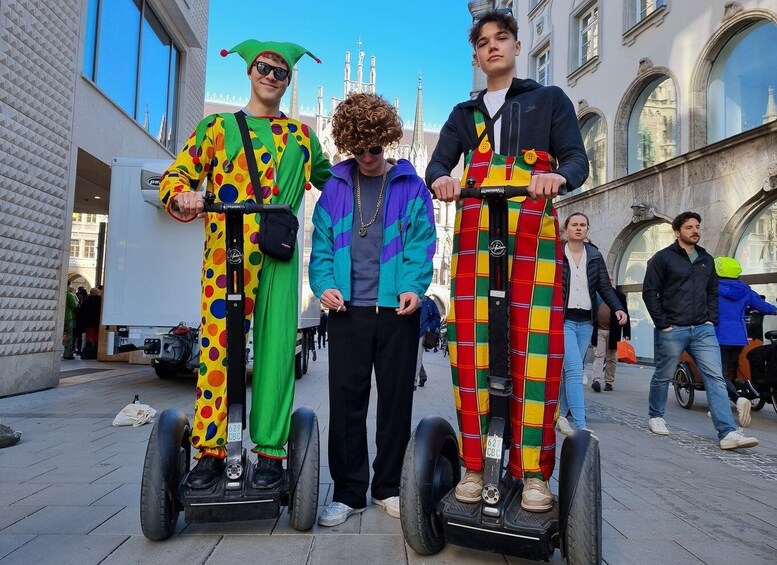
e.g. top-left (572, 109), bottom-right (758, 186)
top-left (557, 213), bottom-right (627, 433)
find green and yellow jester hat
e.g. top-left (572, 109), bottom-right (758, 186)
top-left (714, 256), bottom-right (743, 279)
top-left (195, 40), bottom-right (321, 163)
top-left (220, 39), bottom-right (320, 76)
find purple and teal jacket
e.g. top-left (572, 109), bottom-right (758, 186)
top-left (309, 158), bottom-right (436, 307)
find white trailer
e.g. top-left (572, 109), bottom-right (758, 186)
top-left (102, 157), bottom-right (319, 379)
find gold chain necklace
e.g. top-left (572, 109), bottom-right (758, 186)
top-left (356, 165), bottom-right (388, 237)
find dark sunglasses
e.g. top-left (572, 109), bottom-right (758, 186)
top-left (253, 61), bottom-right (290, 81)
top-left (353, 146), bottom-right (383, 156)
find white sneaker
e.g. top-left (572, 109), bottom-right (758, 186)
top-left (720, 430), bottom-right (758, 450)
top-left (556, 416), bottom-right (574, 436)
top-left (648, 417), bottom-right (669, 435)
top-left (736, 397), bottom-right (752, 427)
top-left (318, 501), bottom-right (365, 526)
top-left (372, 496), bottom-right (400, 518)
top-left (583, 374), bottom-right (589, 385)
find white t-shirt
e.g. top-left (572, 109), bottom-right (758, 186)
top-left (483, 87), bottom-right (508, 152)
top-left (565, 245), bottom-right (592, 311)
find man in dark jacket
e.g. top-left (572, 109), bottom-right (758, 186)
top-left (591, 274), bottom-right (630, 392)
top-left (426, 10), bottom-right (588, 512)
top-left (642, 211), bottom-right (758, 450)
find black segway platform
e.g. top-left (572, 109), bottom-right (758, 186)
top-left (140, 192), bottom-right (319, 540)
top-left (400, 182), bottom-right (602, 564)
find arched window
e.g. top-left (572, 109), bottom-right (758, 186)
top-left (627, 76), bottom-right (678, 173)
top-left (734, 200), bottom-right (777, 337)
top-left (707, 20), bottom-right (777, 144)
top-left (617, 222), bottom-right (675, 359)
top-left (579, 113), bottom-right (606, 191)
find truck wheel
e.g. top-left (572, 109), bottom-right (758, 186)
top-left (400, 416), bottom-right (459, 556)
top-left (140, 410), bottom-right (189, 540)
top-left (561, 431), bottom-right (602, 565)
top-left (673, 363), bottom-right (694, 409)
top-left (294, 352), bottom-right (302, 380)
top-left (301, 332), bottom-right (310, 375)
top-left (288, 407), bottom-right (320, 531)
top-left (153, 362), bottom-right (179, 379)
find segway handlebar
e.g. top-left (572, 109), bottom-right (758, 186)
top-left (459, 185), bottom-right (529, 200)
top-left (202, 201), bottom-right (292, 215)
top-left (170, 194), bottom-right (292, 215)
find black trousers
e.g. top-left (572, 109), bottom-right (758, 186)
top-left (720, 345), bottom-right (744, 403)
top-left (327, 306), bottom-right (419, 508)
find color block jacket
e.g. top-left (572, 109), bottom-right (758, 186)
top-left (309, 158), bottom-right (436, 307)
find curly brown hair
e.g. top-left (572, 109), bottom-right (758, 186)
top-left (331, 93), bottom-right (404, 155)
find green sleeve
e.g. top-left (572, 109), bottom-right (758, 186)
top-left (308, 132), bottom-right (332, 188)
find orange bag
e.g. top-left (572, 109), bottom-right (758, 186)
top-left (617, 341), bottom-right (637, 364)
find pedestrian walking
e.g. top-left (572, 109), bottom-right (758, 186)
top-left (591, 273), bottom-right (631, 393)
top-left (415, 296), bottom-right (441, 388)
top-left (643, 211), bottom-right (758, 450)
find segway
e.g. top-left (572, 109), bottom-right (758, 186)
top-left (400, 181), bottom-right (602, 564)
top-left (140, 194), bottom-right (320, 540)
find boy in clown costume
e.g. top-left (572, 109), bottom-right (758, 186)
top-left (160, 39), bottom-right (331, 489)
top-left (425, 11), bottom-right (588, 512)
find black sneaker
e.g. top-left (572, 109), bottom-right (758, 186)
top-left (419, 379), bottom-right (426, 387)
top-left (186, 456), bottom-right (225, 489)
top-left (604, 383), bottom-right (613, 391)
top-left (592, 381), bottom-right (601, 393)
top-left (252, 454), bottom-right (283, 489)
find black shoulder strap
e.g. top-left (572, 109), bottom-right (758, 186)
top-left (234, 111), bottom-right (262, 201)
top-left (476, 102), bottom-right (510, 147)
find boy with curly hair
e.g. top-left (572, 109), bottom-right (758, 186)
top-left (309, 93), bottom-right (436, 525)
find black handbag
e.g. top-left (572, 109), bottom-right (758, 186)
top-left (235, 111), bottom-right (299, 261)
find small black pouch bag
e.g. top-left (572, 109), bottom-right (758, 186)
top-left (235, 111), bottom-right (299, 261)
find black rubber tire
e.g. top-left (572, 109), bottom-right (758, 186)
top-left (772, 393), bottom-right (777, 415)
top-left (288, 410), bottom-right (320, 531)
top-left (751, 397), bottom-right (765, 411)
top-left (673, 364), bottom-right (695, 409)
top-left (564, 435), bottom-right (602, 565)
top-left (154, 362), bottom-right (179, 379)
top-left (139, 420), bottom-right (188, 540)
top-left (400, 416), bottom-right (459, 556)
top-left (294, 352), bottom-right (302, 380)
top-left (301, 332), bottom-right (310, 375)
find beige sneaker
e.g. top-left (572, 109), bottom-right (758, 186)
top-left (521, 478), bottom-right (553, 512)
top-left (454, 469), bottom-right (483, 503)
top-left (736, 397), bottom-right (752, 427)
top-left (556, 415), bottom-right (573, 436)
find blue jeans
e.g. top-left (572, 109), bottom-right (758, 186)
top-left (559, 320), bottom-right (593, 428)
top-left (649, 324), bottom-right (736, 439)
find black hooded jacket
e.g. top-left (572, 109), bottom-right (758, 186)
top-left (642, 241), bottom-right (718, 330)
top-left (425, 78), bottom-right (589, 191)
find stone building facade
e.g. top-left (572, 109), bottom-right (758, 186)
top-left (467, 0), bottom-right (777, 359)
top-left (0, 0), bottom-right (208, 396)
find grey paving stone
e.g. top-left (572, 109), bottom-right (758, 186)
top-left (408, 542), bottom-right (513, 564)
top-left (604, 510), bottom-right (712, 541)
top-left (13, 483), bottom-right (120, 507)
top-left (682, 540), bottom-right (776, 565)
top-left (91, 506), bottom-right (143, 536)
top-left (25, 464), bottom-right (120, 484)
top-left (92, 484), bottom-right (141, 507)
top-left (272, 505), bottom-right (361, 535)
top-left (0, 505), bottom-right (42, 530)
top-left (206, 534), bottom-right (313, 563)
top-left (602, 539), bottom-right (703, 564)
top-left (2, 505), bottom-right (122, 535)
top-left (0, 534), bottom-right (126, 565)
top-left (0, 483), bottom-right (47, 506)
top-left (310, 534), bottom-right (406, 565)
top-left (358, 503), bottom-right (402, 534)
top-left (99, 534), bottom-right (221, 565)
top-left (0, 535), bottom-right (34, 560)
top-left (181, 516), bottom-right (275, 536)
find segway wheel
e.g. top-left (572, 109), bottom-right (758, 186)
top-left (673, 363), bottom-right (694, 409)
top-left (153, 361), bottom-right (179, 379)
top-left (560, 431), bottom-right (602, 565)
top-left (288, 407), bottom-right (320, 531)
top-left (140, 410), bottom-right (190, 541)
top-left (400, 416), bottom-right (460, 556)
top-left (751, 397), bottom-right (765, 411)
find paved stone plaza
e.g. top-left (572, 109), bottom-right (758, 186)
top-left (1, 350), bottom-right (776, 564)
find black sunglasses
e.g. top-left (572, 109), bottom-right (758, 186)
top-left (253, 61), bottom-right (290, 81)
top-left (353, 146), bottom-right (383, 156)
